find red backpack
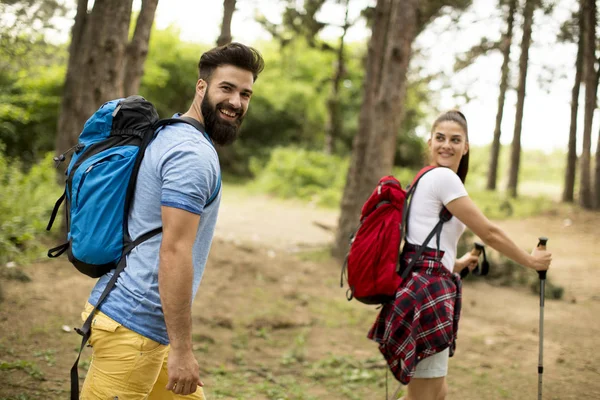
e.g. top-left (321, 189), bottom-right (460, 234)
top-left (340, 166), bottom-right (452, 304)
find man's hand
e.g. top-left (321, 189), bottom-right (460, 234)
top-left (165, 348), bottom-right (203, 395)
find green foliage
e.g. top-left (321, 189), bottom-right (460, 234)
top-left (229, 39), bottom-right (345, 175)
top-left (0, 0), bottom-right (69, 71)
top-left (1, 19), bottom-right (431, 177)
top-left (139, 30), bottom-right (366, 176)
top-left (139, 26), bottom-right (207, 118)
top-left (253, 144), bottom-right (564, 223)
top-left (468, 144), bottom-right (565, 201)
top-left (396, 78), bottom-right (430, 168)
top-left (0, 148), bottom-right (62, 265)
top-left (0, 62), bottom-right (66, 164)
top-left (250, 147), bottom-right (348, 208)
top-left (139, 27), bottom-right (429, 176)
top-left (0, 359), bottom-right (45, 380)
top-left (0, 1), bottom-right (69, 166)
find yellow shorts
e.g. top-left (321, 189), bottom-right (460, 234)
top-left (80, 302), bottom-right (206, 400)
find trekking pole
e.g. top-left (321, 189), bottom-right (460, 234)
top-left (536, 236), bottom-right (548, 400)
top-left (460, 242), bottom-right (486, 278)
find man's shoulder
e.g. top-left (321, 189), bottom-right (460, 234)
top-left (151, 124), bottom-right (218, 161)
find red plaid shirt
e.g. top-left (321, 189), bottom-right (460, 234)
top-left (367, 245), bottom-right (462, 384)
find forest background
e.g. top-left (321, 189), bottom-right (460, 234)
top-left (1, 0), bottom-right (600, 399)
top-left (1, 0), bottom-right (599, 264)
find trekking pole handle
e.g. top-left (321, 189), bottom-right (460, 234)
top-left (460, 242), bottom-right (484, 278)
top-left (472, 241), bottom-right (484, 254)
top-left (537, 237), bottom-right (548, 280)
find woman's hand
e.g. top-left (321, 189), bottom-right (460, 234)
top-left (528, 248), bottom-right (552, 271)
top-left (454, 252), bottom-right (479, 274)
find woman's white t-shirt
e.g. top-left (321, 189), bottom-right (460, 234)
top-left (405, 167), bottom-right (468, 272)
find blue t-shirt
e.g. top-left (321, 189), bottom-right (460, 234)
top-left (88, 118), bottom-right (221, 344)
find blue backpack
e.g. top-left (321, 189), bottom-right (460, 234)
top-left (46, 95), bottom-right (221, 399)
top-left (47, 95), bottom-right (220, 274)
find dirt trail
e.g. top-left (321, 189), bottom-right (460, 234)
top-left (1, 190), bottom-right (599, 399)
top-left (216, 191), bottom-right (600, 399)
top-left (215, 190), bottom-right (339, 251)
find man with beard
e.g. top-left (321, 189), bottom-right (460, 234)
top-left (80, 42), bottom-right (264, 399)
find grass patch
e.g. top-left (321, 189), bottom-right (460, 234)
top-left (308, 297), bottom-right (373, 329)
top-left (33, 349), bottom-right (55, 367)
top-left (208, 365), bottom-right (316, 400)
top-left (205, 354), bottom-right (389, 400)
top-left (306, 354), bottom-right (391, 400)
top-left (294, 247), bottom-right (333, 262)
top-left (0, 360), bottom-right (45, 380)
top-left (0, 394), bottom-right (42, 400)
top-left (280, 330), bottom-right (309, 366)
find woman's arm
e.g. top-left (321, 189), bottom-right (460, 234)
top-left (445, 195), bottom-right (551, 271)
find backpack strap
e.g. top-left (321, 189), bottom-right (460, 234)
top-left (70, 226), bottom-right (162, 400)
top-left (398, 166), bottom-right (453, 280)
top-left (155, 116), bottom-right (211, 144)
top-left (46, 189), bottom-right (66, 231)
top-left (399, 216), bottom-right (445, 280)
top-left (155, 116), bottom-right (205, 135)
top-left (401, 166), bottom-right (438, 240)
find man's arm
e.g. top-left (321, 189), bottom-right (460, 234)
top-left (159, 205), bottom-right (203, 396)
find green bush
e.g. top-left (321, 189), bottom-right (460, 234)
top-left (467, 190), bottom-right (559, 220)
top-left (250, 147), bottom-right (348, 208)
top-left (0, 148), bottom-right (62, 265)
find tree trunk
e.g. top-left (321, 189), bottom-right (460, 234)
top-left (332, 0), bottom-right (393, 257)
top-left (579, 0), bottom-right (595, 209)
top-left (333, 0), bottom-right (418, 258)
top-left (217, 0), bottom-right (236, 46)
top-left (57, 0), bottom-right (134, 157)
top-left (55, 0), bottom-right (134, 234)
top-left (324, 0), bottom-right (349, 155)
top-left (595, 120), bottom-right (600, 208)
top-left (562, 2), bottom-right (583, 203)
top-left (486, 0), bottom-right (516, 191)
top-left (55, 0), bottom-right (89, 158)
top-left (123, 0), bottom-right (159, 97)
top-left (506, 0), bottom-right (534, 198)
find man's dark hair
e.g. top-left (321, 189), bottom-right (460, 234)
top-left (198, 42), bottom-right (265, 83)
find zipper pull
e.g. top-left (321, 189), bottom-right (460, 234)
top-left (54, 143), bottom-right (84, 168)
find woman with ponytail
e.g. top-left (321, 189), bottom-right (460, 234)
top-left (368, 110), bottom-right (552, 400)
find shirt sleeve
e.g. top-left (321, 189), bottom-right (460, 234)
top-left (157, 140), bottom-right (219, 215)
top-left (432, 167), bottom-right (468, 206)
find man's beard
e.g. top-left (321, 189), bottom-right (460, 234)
top-left (201, 94), bottom-right (245, 146)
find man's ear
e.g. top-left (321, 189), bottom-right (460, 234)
top-left (196, 79), bottom-right (207, 97)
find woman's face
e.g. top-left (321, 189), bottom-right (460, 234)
top-left (428, 120), bottom-right (469, 173)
